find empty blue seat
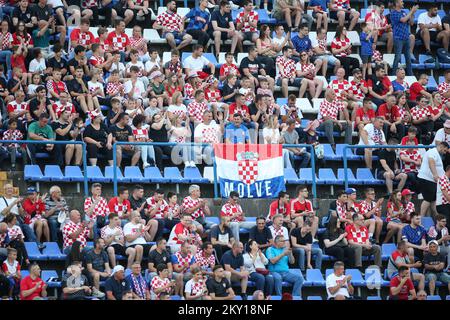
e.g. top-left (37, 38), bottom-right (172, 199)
top-left (345, 269), bottom-right (366, 286)
top-left (367, 296), bottom-right (382, 300)
top-left (164, 167), bottom-right (184, 183)
top-left (144, 167), bottom-right (166, 183)
top-left (234, 295), bottom-right (243, 300)
top-left (336, 144), bottom-right (360, 161)
top-left (317, 168), bottom-right (340, 185)
top-left (105, 166), bottom-right (129, 183)
top-left (25, 242), bottom-right (46, 260)
top-left (124, 166), bottom-right (145, 183)
top-left (306, 269), bottom-right (325, 287)
top-left (276, 98), bottom-right (287, 106)
top-left (402, 54), bottom-right (437, 69)
top-left (422, 216), bottom-right (434, 230)
top-left (86, 166), bottom-right (109, 183)
top-left (357, 168), bottom-right (384, 185)
top-left (426, 76), bottom-right (438, 91)
top-left (184, 167), bottom-right (209, 183)
top-left (44, 165), bottom-right (66, 182)
top-left (42, 242), bottom-right (66, 260)
top-left (427, 295), bottom-right (442, 300)
top-left (446, 295), bottom-right (450, 300)
top-left (42, 270), bottom-right (61, 288)
top-left (298, 168), bottom-right (315, 184)
top-left (307, 296), bottom-right (322, 300)
top-left (292, 296), bottom-right (302, 300)
top-left (382, 243), bottom-right (396, 260)
top-left (284, 168), bottom-right (300, 184)
top-left (364, 267), bottom-right (389, 288)
top-left (323, 144), bottom-right (339, 161)
top-left (64, 166), bottom-right (84, 182)
top-left (24, 165), bottom-right (46, 182)
top-left (337, 168), bottom-right (358, 185)
top-left (171, 295), bottom-right (182, 300)
top-left (206, 217), bottom-right (220, 225)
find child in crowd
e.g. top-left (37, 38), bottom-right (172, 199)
top-left (2, 119), bottom-right (25, 169)
top-left (169, 115), bottom-right (194, 168)
top-left (1, 248), bottom-right (21, 299)
top-left (106, 70), bottom-right (125, 100)
top-left (26, 74), bottom-right (43, 100)
top-left (205, 77), bottom-right (229, 121)
top-left (256, 78), bottom-right (273, 99)
top-left (239, 77), bottom-right (255, 106)
top-left (129, 25), bottom-right (149, 63)
top-left (221, 74), bottom-right (239, 104)
top-left (165, 72), bottom-right (184, 100)
top-left (11, 46), bottom-right (30, 85)
top-left (126, 49), bottom-right (148, 89)
top-left (163, 49), bottom-right (183, 78)
top-left (107, 97), bottom-right (123, 126)
top-left (147, 71), bottom-right (168, 109)
top-left (360, 23), bottom-right (377, 79)
top-left (125, 98), bottom-right (145, 126)
top-left (88, 68), bottom-right (106, 110)
top-left (145, 49), bottom-right (162, 75)
top-left (219, 52), bottom-right (241, 82)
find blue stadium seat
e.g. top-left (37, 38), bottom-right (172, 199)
top-left (24, 165), bottom-right (46, 182)
top-left (381, 243), bottom-right (396, 261)
top-left (365, 267), bottom-right (389, 287)
top-left (344, 269), bottom-right (365, 286)
top-left (306, 269), bottom-right (325, 287)
top-left (257, 9), bottom-right (277, 24)
top-left (307, 296), bottom-right (322, 300)
top-left (270, 295), bottom-right (282, 300)
top-left (317, 168), bottom-right (339, 185)
top-left (298, 168), bottom-right (315, 184)
top-left (292, 296), bottom-right (302, 300)
top-left (336, 144), bottom-right (361, 161)
top-left (356, 168), bottom-right (384, 185)
top-left (164, 167), bottom-right (184, 183)
top-left (323, 144), bottom-right (339, 161)
top-left (234, 295), bottom-right (243, 300)
top-left (337, 168), bottom-right (358, 185)
top-left (427, 295), bottom-right (442, 300)
top-left (44, 165), bottom-right (66, 182)
top-left (64, 166), bottom-right (84, 182)
top-left (276, 98), bottom-right (287, 106)
top-left (25, 242), bottom-right (46, 260)
top-left (144, 167), bottom-right (166, 183)
top-left (87, 166), bottom-right (109, 183)
top-left (426, 76), bottom-right (438, 92)
top-left (367, 296), bottom-right (382, 300)
top-left (284, 168), bottom-right (300, 184)
top-left (402, 54), bottom-right (437, 70)
top-left (171, 295), bottom-right (182, 300)
top-left (206, 217), bottom-right (220, 225)
top-left (446, 295), bottom-right (450, 300)
top-left (42, 242), bottom-right (66, 260)
top-left (105, 166), bottom-right (129, 183)
top-left (438, 57), bottom-right (450, 69)
top-left (124, 166), bottom-right (146, 183)
top-left (184, 167), bottom-right (209, 183)
top-left (421, 217), bottom-right (434, 230)
top-left (42, 270), bottom-right (61, 288)
top-left (124, 268), bottom-right (132, 278)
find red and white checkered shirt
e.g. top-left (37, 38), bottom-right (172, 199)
top-left (106, 82), bottom-right (124, 97)
top-left (410, 106), bottom-right (432, 121)
top-left (174, 251), bottom-right (194, 272)
top-left (269, 225), bottom-right (287, 238)
top-left (184, 83), bottom-right (195, 100)
top-left (276, 55), bottom-right (296, 79)
top-left (94, 38), bottom-right (110, 53)
top-left (62, 220), bottom-right (90, 249)
top-left (236, 10), bottom-right (259, 33)
top-left (386, 201), bottom-right (403, 222)
top-left (89, 55), bottom-right (105, 68)
top-left (100, 225), bottom-right (124, 241)
top-left (70, 29), bottom-right (95, 47)
top-left (329, 79), bottom-right (351, 100)
top-left (359, 200), bottom-right (382, 218)
top-left (345, 224), bottom-right (369, 244)
top-left (400, 150), bottom-right (421, 173)
top-left (150, 276), bottom-right (171, 298)
top-left (350, 79), bottom-right (367, 101)
top-left (8, 225), bottom-right (23, 241)
top-left (108, 197), bottom-right (131, 218)
top-left (106, 31), bottom-right (130, 52)
top-left (331, 37), bottom-right (351, 57)
top-left (132, 128), bottom-right (149, 142)
top-left (438, 81), bottom-right (450, 105)
top-left (220, 202), bottom-right (244, 222)
top-left (205, 88), bottom-right (222, 103)
top-left (403, 201), bottom-right (415, 218)
top-left (7, 101), bottom-right (29, 119)
top-left (332, 0), bottom-right (350, 10)
top-left (194, 250), bottom-right (215, 270)
top-left (336, 201), bottom-right (347, 221)
top-left (81, 0), bottom-right (98, 8)
top-left (188, 101), bottom-right (208, 123)
top-left (187, 278), bottom-right (206, 296)
top-left (52, 102), bottom-right (76, 118)
top-left (220, 63), bottom-right (240, 78)
top-left (156, 10), bottom-right (183, 33)
top-left (316, 37), bottom-right (327, 51)
top-left (146, 196), bottom-right (169, 219)
top-left (84, 196), bottom-right (109, 220)
top-left (0, 233), bottom-right (7, 248)
top-left (46, 80), bottom-right (68, 97)
top-left (197, 125), bottom-right (220, 144)
top-left (182, 196), bottom-right (205, 219)
top-left (318, 99), bottom-right (344, 122)
top-left (2, 129), bottom-right (23, 148)
top-left (439, 175), bottom-right (450, 205)
top-left (0, 32), bottom-right (12, 50)
top-left (129, 36), bottom-right (147, 56)
top-left (296, 62), bottom-right (315, 80)
top-left (168, 203), bottom-right (181, 219)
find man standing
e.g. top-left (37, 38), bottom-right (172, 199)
top-left (220, 191), bottom-right (255, 243)
top-left (326, 261), bottom-right (355, 300)
top-left (221, 241), bottom-right (249, 300)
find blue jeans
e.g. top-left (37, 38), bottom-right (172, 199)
top-left (293, 247), bottom-right (323, 271)
top-left (271, 270), bottom-right (304, 296)
top-left (47, 217), bottom-right (60, 242)
top-left (0, 50), bottom-right (12, 72)
top-left (392, 38), bottom-right (412, 76)
top-left (249, 272), bottom-right (275, 296)
top-left (19, 223), bottom-right (37, 243)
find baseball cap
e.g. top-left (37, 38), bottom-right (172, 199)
top-left (27, 187), bottom-right (37, 194)
top-left (149, 70), bottom-right (163, 80)
top-left (401, 189), bottom-right (414, 197)
top-left (345, 188), bottom-right (357, 195)
top-left (111, 265), bottom-right (125, 276)
top-left (428, 240), bottom-right (439, 246)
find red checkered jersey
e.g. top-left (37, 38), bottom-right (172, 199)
top-left (8, 225), bottom-right (24, 241)
top-left (376, 104), bottom-right (401, 122)
top-left (168, 203), bottom-right (181, 219)
top-left (70, 29), bottom-right (95, 47)
top-left (0, 31), bottom-right (12, 50)
top-left (205, 88), bottom-right (222, 103)
top-left (196, 123), bottom-right (220, 144)
top-left (184, 83), bottom-right (194, 100)
top-left (269, 225), bottom-right (287, 238)
top-left (2, 129), bottom-right (23, 148)
top-left (276, 55), bottom-right (296, 79)
top-left (81, 0), bottom-right (98, 8)
top-left (188, 101), bottom-right (208, 122)
top-left (194, 250), bottom-right (215, 270)
top-left (22, 199), bottom-right (45, 225)
top-left (89, 54), bottom-right (105, 68)
top-left (296, 62), bottom-right (316, 80)
top-left (400, 149), bottom-right (421, 173)
top-left (94, 38), bottom-right (110, 53)
top-left (0, 233), bottom-right (7, 248)
top-left (335, 201), bottom-right (347, 220)
top-left (386, 201), bottom-right (403, 223)
top-left (220, 202), bottom-right (244, 222)
top-left (236, 10), bottom-right (259, 32)
top-left (100, 225), bottom-right (124, 241)
top-left (106, 31), bottom-right (130, 52)
top-left (106, 82), bottom-right (124, 96)
top-left (132, 128), bottom-right (149, 142)
top-left (397, 106), bottom-right (410, 124)
top-left (345, 224), bottom-right (369, 244)
top-left (318, 99), bottom-right (344, 122)
top-left (332, 0), bottom-right (349, 10)
top-left (108, 197), bottom-right (131, 218)
top-left (316, 37), bottom-right (327, 51)
top-left (146, 196), bottom-right (169, 219)
top-left (359, 200), bottom-right (382, 218)
top-left (269, 200), bottom-right (290, 219)
top-left (62, 220), bottom-right (90, 249)
top-left (355, 107), bottom-right (375, 123)
top-left (169, 222), bottom-right (190, 244)
top-left (346, 201), bottom-right (362, 215)
top-left (186, 278), bottom-right (206, 296)
top-left (174, 251), bottom-right (194, 272)
top-left (328, 79), bottom-right (351, 100)
top-left (228, 103), bottom-right (250, 119)
top-left (46, 80), bottom-right (68, 96)
top-left (150, 276), bottom-right (171, 298)
top-left (12, 33), bottom-right (33, 47)
top-left (438, 81), bottom-right (450, 105)
top-left (156, 11), bottom-right (183, 32)
top-left (331, 37), bottom-right (351, 57)
top-left (7, 101), bottom-right (29, 117)
top-left (429, 104), bottom-right (447, 117)
top-left (438, 175), bottom-right (450, 205)
top-left (350, 79), bottom-right (368, 101)
top-left (84, 196), bottom-right (109, 219)
top-left (129, 36), bottom-right (147, 55)
top-left (52, 101), bottom-right (76, 118)
top-left (182, 196), bottom-right (205, 219)
top-left (220, 63), bottom-right (240, 78)
top-left (402, 201), bottom-right (415, 222)
top-left (410, 106), bottom-right (432, 121)
top-left (291, 199), bottom-right (313, 215)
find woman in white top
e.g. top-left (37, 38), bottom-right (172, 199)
top-left (169, 115), bottom-right (194, 168)
top-left (262, 115), bottom-right (292, 169)
top-left (184, 266), bottom-right (211, 300)
top-left (28, 48), bottom-right (48, 77)
top-left (167, 92), bottom-right (188, 122)
top-left (243, 240), bottom-right (274, 296)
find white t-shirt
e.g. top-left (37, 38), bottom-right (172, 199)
top-left (126, 61), bottom-right (145, 74)
top-left (433, 128), bottom-right (450, 145)
top-left (124, 79), bottom-right (146, 99)
top-left (326, 273), bottom-right (350, 299)
top-left (100, 225), bottom-right (124, 246)
top-left (123, 222), bottom-right (147, 247)
top-left (47, 0), bottom-right (64, 7)
top-left (184, 55), bottom-right (210, 73)
top-left (88, 81), bottom-right (105, 98)
top-left (144, 58), bottom-right (161, 74)
top-left (29, 58), bottom-right (46, 74)
top-left (167, 104), bottom-right (188, 117)
top-left (262, 127), bottom-right (281, 144)
top-left (193, 121), bottom-right (220, 143)
top-left (358, 123), bottom-right (386, 145)
top-left (418, 148), bottom-right (444, 182)
top-left (0, 196), bottom-right (19, 222)
top-left (417, 13), bottom-right (442, 32)
top-left (273, 35), bottom-right (287, 47)
top-left (109, 62), bottom-right (126, 77)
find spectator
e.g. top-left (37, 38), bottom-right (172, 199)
top-left (268, 192), bottom-right (293, 228)
top-left (329, 0), bottom-right (360, 31)
top-left (221, 241), bottom-right (249, 299)
top-left (249, 217), bottom-right (274, 250)
top-left (266, 235), bottom-right (304, 297)
top-left (220, 191), bottom-right (255, 243)
top-left (83, 110), bottom-right (113, 166)
top-left (276, 46), bottom-right (299, 98)
top-left (124, 211), bottom-right (154, 265)
top-left (391, 68), bottom-right (410, 94)
top-left (243, 239), bottom-right (273, 296)
top-left (411, 96), bottom-right (435, 145)
top-left (357, 117), bottom-right (386, 169)
top-left (389, 265), bottom-right (416, 300)
top-left (416, 6), bottom-right (449, 60)
top-left (236, 0), bottom-right (259, 45)
top-left (376, 95), bottom-right (402, 141)
top-left (168, 213), bottom-right (202, 254)
top-left (124, 262), bottom-right (149, 300)
top-left (368, 65), bottom-right (394, 108)
top-left (184, 45), bottom-right (216, 76)
top-left (423, 240), bottom-right (450, 295)
top-left (148, 238), bottom-right (174, 279)
top-left (273, 0), bottom-right (310, 32)
top-left (2, 247), bottom-right (21, 298)
top-left (209, 215), bottom-right (234, 261)
top-left (108, 187), bottom-right (132, 225)
top-left (295, 50), bottom-right (323, 99)
top-left (62, 210), bottom-right (94, 254)
top-left (84, 183), bottom-right (109, 229)
top-left (311, 27), bottom-right (341, 76)
top-left (365, 2), bottom-right (393, 53)
top-left (434, 121), bottom-right (450, 167)
top-left (427, 215), bottom-right (450, 271)
top-left (326, 261), bottom-right (355, 300)
top-left (240, 46), bottom-right (274, 89)
top-left (22, 187), bottom-right (49, 249)
top-left (105, 265), bottom-right (131, 300)
top-left (182, 184), bottom-right (213, 235)
top-left (410, 74), bottom-right (432, 102)
top-left (85, 238), bottom-right (109, 298)
top-left (323, 214), bottom-right (355, 267)
top-left (376, 138), bottom-right (407, 195)
top-left (44, 185), bottom-right (69, 242)
top-left (331, 26), bottom-right (360, 76)
top-left (209, 0), bottom-right (242, 56)
top-left (280, 119), bottom-right (311, 169)
top-left (399, 141), bottom-right (422, 191)
top-left (290, 220), bottom-right (322, 271)
top-left (255, 25), bottom-right (277, 78)
top-left (61, 263), bottom-right (92, 300)
top-left (150, 263), bottom-right (176, 299)
top-left (206, 265), bottom-right (235, 300)
top-left (194, 242), bottom-right (216, 277)
top-left (184, 266), bottom-right (211, 300)
top-left (110, 112), bottom-right (141, 167)
top-left (385, 190), bottom-right (408, 244)
top-left (185, 0), bottom-right (210, 49)
top-left (19, 263), bottom-right (47, 300)
top-left (402, 212), bottom-right (428, 261)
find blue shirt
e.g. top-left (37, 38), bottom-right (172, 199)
top-left (224, 123), bottom-right (250, 144)
top-left (402, 225), bottom-right (427, 245)
top-left (171, 253), bottom-right (196, 265)
top-left (220, 250), bottom-right (244, 270)
top-left (266, 246), bottom-right (289, 272)
top-left (292, 35), bottom-right (312, 53)
top-left (360, 31), bottom-right (373, 56)
top-left (392, 80), bottom-right (408, 92)
top-left (308, 0), bottom-right (329, 11)
top-left (104, 276), bottom-right (131, 300)
top-left (186, 8), bottom-right (210, 31)
top-left (390, 9), bottom-right (410, 41)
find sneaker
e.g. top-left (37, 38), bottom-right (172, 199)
top-left (143, 162), bottom-right (150, 169)
top-left (92, 288), bottom-right (105, 299)
top-left (37, 243), bottom-right (46, 251)
top-left (241, 293), bottom-right (248, 300)
top-left (189, 161), bottom-right (196, 167)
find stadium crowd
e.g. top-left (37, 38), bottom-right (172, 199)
top-left (0, 0), bottom-right (448, 301)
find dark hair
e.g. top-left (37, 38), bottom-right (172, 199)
top-left (327, 213), bottom-right (340, 234)
top-left (74, 45), bottom-right (86, 55)
top-left (4, 214), bottom-right (16, 224)
top-left (229, 191), bottom-right (239, 198)
top-left (336, 190), bottom-right (346, 199)
top-left (201, 241), bottom-right (212, 251)
top-left (410, 212), bottom-right (420, 220)
top-left (108, 212), bottom-right (118, 220)
top-left (398, 265), bottom-right (409, 273)
top-left (436, 214), bottom-right (446, 221)
top-left (256, 216), bottom-right (266, 223)
top-left (94, 238), bottom-right (104, 247)
top-left (167, 191), bottom-right (176, 200)
top-left (220, 0), bottom-right (229, 6)
top-left (39, 113), bottom-right (49, 120)
top-left (156, 263), bottom-right (167, 273)
top-left (352, 213), bottom-right (360, 221)
top-left (213, 265), bottom-right (223, 272)
top-left (116, 112), bottom-right (128, 123)
top-left (171, 49), bottom-right (179, 56)
top-left (278, 191), bottom-right (288, 199)
top-left (129, 66), bottom-right (140, 73)
top-left (7, 118), bottom-right (17, 127)
top-left (192, 44), bottom-right (203, 51)
top-left (282, 46), bottom-right (292, 53)
top-left (132, 114), bottom-right (146, 127)
top-left (67, 241), bottom-right (82, 266)
top-left (34, 48), bottom-right (42, 59)
top-left (335, 25), bottom-right (345, 39)
top-left (118, 186), bottom-right (128, 195)
top-left (91, 43), bottom-right (100, 52)
top-left (154, 189), bottom-right (164, 195)
top-left (233, 113), bottom-right (243, 118)
top-left (133, 184), bottom-right (144, 192)
top-left (374, 64), bottom-right (385, 73)
top-left (246, 239), bottom-right (256, 253)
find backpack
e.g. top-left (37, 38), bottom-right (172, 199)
top-left (437, 49), bottom-right (450, 63)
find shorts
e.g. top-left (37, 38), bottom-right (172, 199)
top-left (109, 244), bottom-right (127, 256)
top-left (416, 30), bottom-right (438, 42)
top-left (163, 31), bottom-right (186, 41)
top-left (361, 55), bottom-right (372, 64)
top-left (276, 77), bottom-right (303, 87)
top-left (418, 178), bottom-right (437, 202)
top-left (209, 30), bottom-right (229, 41)
top-left (117, 144), bottom-right (140, 155)
top-left (314, 54), bottom-right (339, 67)
top-left (376, 170), bottom-right (386, 180)
top-left (329, 10), bottom-right (352, 21)
top-left (425, 272), bottom-right (450, 284)
top-left (242, 32), bottom-right (257, 42)
top-left (113, 3), bottom-right (129, 17)
top-left (127, 243), bottom-right (152, 256)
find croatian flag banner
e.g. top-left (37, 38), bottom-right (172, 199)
top-left (213, 144), bottom-right (285, 198)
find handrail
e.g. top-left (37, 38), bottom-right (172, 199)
top-left (343, 144), bottom-right (435, 189)
top-left (1, 140), bottom-right (89, 197)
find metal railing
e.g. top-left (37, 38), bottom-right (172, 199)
top-left (343, 144), bottom-right (435, 189)
top-left (1, 140), bottom-right (89, 196)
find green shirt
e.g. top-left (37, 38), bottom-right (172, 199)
top-left (32, 29), bottom-right (51, 48)
top-left (27, 121), bottom-right (54, 140)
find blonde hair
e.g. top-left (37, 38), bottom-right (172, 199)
top-left (172, 91), bottom-right (182, 105)
top-left (49, 185), bottom-right (61, 195)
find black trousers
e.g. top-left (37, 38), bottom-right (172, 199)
top-left (337, 56), bottom-right (360, 77)
top-left (26, 143), bottom-right (63, 166)
top-left (154, 146), bottom-right (172, 170)
top-left (382, 123), bottom-right (405, 141)
top-left (86, 143), bottom-right (113, 161)
top-left (324, 246), bottom-right (356, 268)
top-left (213, 244), bottom-right (230, 262)
top-left (186, 29), bottom-right (210, 48)
top-left (257, 56), bottom-right (276, 78)
top-left (91, 7), bottom-right (112, 27)
top-left (414, 121), bottom-right (434, 144)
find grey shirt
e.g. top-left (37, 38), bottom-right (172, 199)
top-left (282, 130), bottom-right (299, 145)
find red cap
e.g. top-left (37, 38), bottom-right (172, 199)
top-left (401, 189), bottom-right (414, 197)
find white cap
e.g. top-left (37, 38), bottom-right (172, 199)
top-left (111, 265), bottom-right (125, 276)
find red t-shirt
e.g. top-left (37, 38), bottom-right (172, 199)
top-left (269, 200), bottom-right (290, 219)
top-left (401, 136), bottom-right (418, 145)
top-left (376, 104), bottom-right (401, 122)
top-left (107, 197), bottom-right (131, 218)
top-left (367, 76), bottom-right (392, 97)
top-left (228, 103), bottom-right (250, 120)
top-left (355, 107), bottom-right (376, 128)
top-left (409, 82), bottom-right (425, 102)
top-left (291, 199), bottom-right (313, 214)
top-left (20, 276), bottom-right (44, 300)
top-left (389, 276), bottom-right (414, 300)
